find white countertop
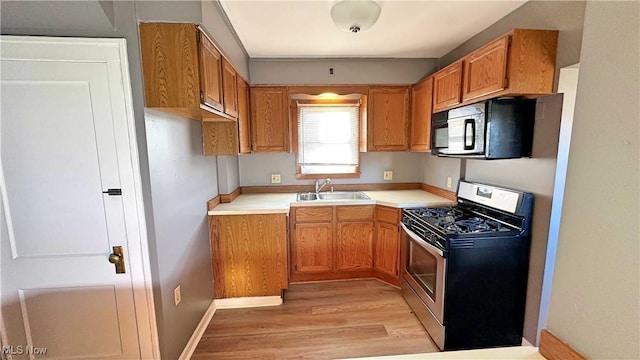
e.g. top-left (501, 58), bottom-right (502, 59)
top-left (343, 346), bottom-right (545, 360)
top-left (208, 189), bottom-right (455, 215)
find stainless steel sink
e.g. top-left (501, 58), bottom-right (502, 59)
top-left (318, 191), bottom-right (370, 200)
top-left (296, 191), bottom-right (370, 201)
top-left (297, 192), bottom-right (318, 201)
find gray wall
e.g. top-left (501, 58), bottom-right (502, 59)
top-left (239, 152), bottom-right (423, 187)
top-left (217, 155), bottom-right (240, 193)
top-left (421, 156), bottom-right (461, 191)
top-left (547, 2), bottom-right (640, 358)
top-left (250, 58), bottom-right (438, 85)
top-left (464, 95), bottom-right (563, 343)
top-left (145, 110), bottom-right (218, 360)
top-left (439, 0), bottom-right (586, 90)
top-left (1, 1), bottom-right (248, 358)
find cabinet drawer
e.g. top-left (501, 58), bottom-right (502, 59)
top-left (376, 206), bottom-right (401, 224)
top-left (337, 205), bottom-right (374, 222)
top-left (295, 207), bottom-right (333, 222)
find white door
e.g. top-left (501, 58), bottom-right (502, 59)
top-left (1, 37), bottom-right (156, 359)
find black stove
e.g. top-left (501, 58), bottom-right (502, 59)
top-left (401, 180), bottom-right (534, 351)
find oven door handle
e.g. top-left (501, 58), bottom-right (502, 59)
top-left (401, 223), bottom-right (444, 257)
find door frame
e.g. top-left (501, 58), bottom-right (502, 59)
top-left (0, 36), bottom-right (160, 359)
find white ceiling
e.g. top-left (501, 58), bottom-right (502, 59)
top-left (219, 0), bottom-right (528, 58)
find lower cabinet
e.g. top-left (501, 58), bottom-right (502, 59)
top-left (290, 204), bottom-right (400, 286)
top-left (337, 221), bottom-right (374, 271)
top-left (373, 206), bottom-right (401, 286)
top-left (210, 214), bottom-right (288, 299)
top-left (293, 222), bottom-right (333, 273)
top-left (374, 222), bottom-right (400, 277)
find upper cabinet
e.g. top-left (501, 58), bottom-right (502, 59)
top-left (221, 57), bottom-right (239, 118)
top-left (367, 86), bottom-right (410, 151)
top-left (250, 87), bottom-right (290, 152)
top-left (198, 32), bottom-right (224, 112)
top-left (139, 22), bottom-right (237, 122)
top-left (433, 29), bottom-right (559, 113)
top-left (432, 60), bottom-right (463, 113)
top-left (462, 35), bottom-right (509, 101)
top-left (237, 77), bottom-right (251, 154)
top-left (410, 76), bottom-right (434, 152)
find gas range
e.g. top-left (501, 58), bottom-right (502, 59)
top-left (401, 183), bottom-right (532, 252)
top-left (400, 180), bottom-right (535, 350)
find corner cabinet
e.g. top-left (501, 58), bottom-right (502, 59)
top-left (373, 206), bottom-right (401, 286)
top-left (410, 76), bottom-right (434, 152)
top-left (237, 77), bottom-right (251, 154)
top-left (367, 86), bottom-right (411, 151)
top-left (433, 29), bottom-right (559, 113)
top-left (210, 214), bottom-right (288, 299)
top-left (250, 87), bottom-right (290, 152)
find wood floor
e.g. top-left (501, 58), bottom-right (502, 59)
top-left (192, 279), bottom-right (439, 359)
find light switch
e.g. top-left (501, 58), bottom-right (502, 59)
top-left (447, 177), bottom-right (452, 188)
top-left (271, 174), bottom-right (281, 184)
top-left (383, 171), bottom-right (393, 181)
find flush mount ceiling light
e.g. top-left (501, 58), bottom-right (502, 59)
top-left (330, 0), bottom-right (381, 34)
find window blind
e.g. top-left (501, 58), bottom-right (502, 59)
top-left (297, 104), bottom-right (359, 174)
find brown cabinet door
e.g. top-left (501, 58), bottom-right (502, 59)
top-left (250, 87), bottom-right (290, 152)
top-left (198, 30), bottom-right (224, 112)
top-left (374, 222), bottom-right (400, 278)
top-left (463, 35), bottom-right (509, 101)
top-left (367, 86), bottom-right (410, 151)
top-left (139, 23), bottom-right (200, 109)
top-left (237, 77), bottom-right (251, 154)
top-left (410, 76), bottom-right (434, 151)
top-left (212, 215), bottom-right (288, 299)
top-left (221, 57), bottom-right (238, 118)
top-left (433, 60), bottom-right (463, 113)
top-left (293, 222), bottom-right (333, 273)
top-left (337, 222), bottom-right (374, 271)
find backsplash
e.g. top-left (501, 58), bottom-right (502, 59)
top-left (238, 152), bottom-right (424, 186)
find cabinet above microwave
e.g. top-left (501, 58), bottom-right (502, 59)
top-left (432, 29), bottom-right (559, 113)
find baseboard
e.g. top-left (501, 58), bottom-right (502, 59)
top-left (178, 300), bottom-right (216, 360)
top-left (539, 329), bottom-right (586, 360)
top-left (214, 296), bottom-right (282, 309)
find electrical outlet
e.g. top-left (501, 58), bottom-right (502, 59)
top-left (271, 174), bottom-right (281, 184)
top-left (383, 171), bottom-right (393, 181)
top-left (174, 285), bottom-right (181, 306)
top-left (447, 177), bottom-right (452, 188)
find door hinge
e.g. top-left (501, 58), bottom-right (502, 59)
top-left (200, 91), bottom-right (205, 102)
top-left (196, 30), bottom-right (201, 43)
top-left (503, 78), bottom-right (509, 88)
top-left (102, 188), bottom-right (122, 196)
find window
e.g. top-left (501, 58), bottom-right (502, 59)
top-left (294, 99), bottom-right (361, 178)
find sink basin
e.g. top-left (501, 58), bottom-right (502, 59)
top-left (296, 191), bottom-right (370, 201)
top-left (297, 192), bottom-right (318, 201)
top-left (318, 191), bottom-right (370, 200)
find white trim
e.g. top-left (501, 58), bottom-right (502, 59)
top-left (178, 301), bottom-right (217, 360)
top-left (115, 39), bottom-right (161, 359)
top-left (214, 296), bottom-right (283, 309)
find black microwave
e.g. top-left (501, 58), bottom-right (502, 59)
top-left (431, 98), bottom-right (536, 159)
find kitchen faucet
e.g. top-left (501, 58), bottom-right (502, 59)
top-left (315, 178), bottom-right (331, 194)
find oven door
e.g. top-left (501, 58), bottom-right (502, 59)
top-left (401, 224), bottom-right (446, 324)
